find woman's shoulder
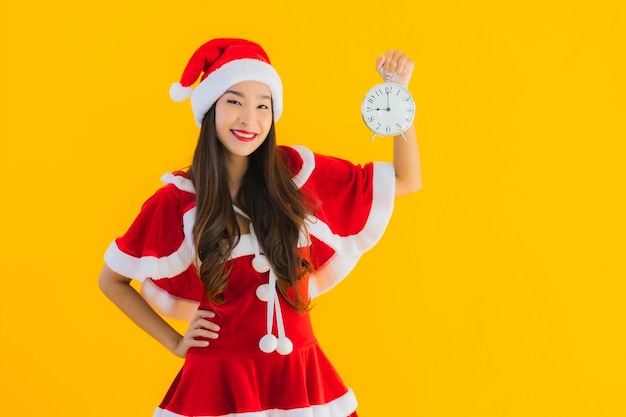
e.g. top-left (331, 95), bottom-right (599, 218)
top-left (278, 145), bottom-right (316, 189)
top-left (278, 145), bottom-right (309, 170)
top-left (160, 170), bottom-right (195, 195)
top-left (134, 171), bottom-right (196, 216)
top-left (278, 145), bottom-right (372, 189)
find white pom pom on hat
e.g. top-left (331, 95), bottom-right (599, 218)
top-left (169, 38), bottom-right (283, 127)
top-left (169, 82), bottom-right (192, 102)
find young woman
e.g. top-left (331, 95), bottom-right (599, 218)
top-left (99, 37), bottom-right (421, 417)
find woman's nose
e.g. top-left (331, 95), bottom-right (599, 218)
top-left (238, 107), bottom-right (255, 126)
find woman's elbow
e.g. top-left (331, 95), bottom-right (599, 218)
top-left (98, 264), bottom-right (131, 294)
top-left (395, 178), bottom-right (423, 198)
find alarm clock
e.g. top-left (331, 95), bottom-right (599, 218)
top-left (361, 72), bottom-right (415, 141)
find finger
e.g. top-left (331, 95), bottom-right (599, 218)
top-left (186, 338), bottom-right (210, 348)
top-left (375, 55), bottom-right (386, 73)
top-left (184, 328), bottom-right (218, 344)
top-left (194, 310), bottom-right (216, 320)
top-left (195, 318), bottom-right (220, 332)
top-left (188, 328), bottom-right (219, 340)
top-left (395, 55), bottom-right (414, 75)
top-left (379, 50), bottom-right (396, 73)
top-left (385, 50), bottom-right (402, 73)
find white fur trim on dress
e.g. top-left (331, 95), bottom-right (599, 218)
top-left (141, 279), bottom-right (200, 321)
top-left (103, 208), bottom-right (197, 280)
top-left (308, 162), bottom-right (395, 298)
top-left (161, 173), bottom-right (196, 193)
top-left (290, 146), bottom-right (315, 189)
top-left (152, 388), bottom-right (357, 417)
top-left (191, 58), bottom-right (283, 127)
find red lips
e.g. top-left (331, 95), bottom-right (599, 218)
top-left (231, 129), bottom-right (257, 142)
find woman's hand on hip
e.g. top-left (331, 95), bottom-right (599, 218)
top-left (172, 310), bottom-right (220, 358)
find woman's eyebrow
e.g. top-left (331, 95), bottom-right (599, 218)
top-left (224, 89), bottom-right (244, 97)
top-left (224, 89), bottom-right (271, 101)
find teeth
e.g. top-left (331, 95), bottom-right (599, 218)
top-left (233, 130), bottom-right (255, 139)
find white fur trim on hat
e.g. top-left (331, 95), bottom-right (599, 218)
top-left (190, 58), bottom-right (283, 127)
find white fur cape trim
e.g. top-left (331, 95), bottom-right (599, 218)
top-left (307, 161), bottom-right (395, 298)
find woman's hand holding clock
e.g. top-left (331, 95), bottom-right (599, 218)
top-left (375, 49), bottom-right (414, 88)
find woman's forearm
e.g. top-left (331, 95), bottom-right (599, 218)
top-left (393, 123), bottom-right (422, 197)
top-left (98, 265), bottom-right (182, 354)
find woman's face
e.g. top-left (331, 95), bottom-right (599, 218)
top-left (214, 80), bottom-right (273, 159)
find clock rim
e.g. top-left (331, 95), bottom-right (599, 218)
top-left (360, 81), bottom-right (415, 136)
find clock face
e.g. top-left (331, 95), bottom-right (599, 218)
top-left (361, 82), bottom-right (415, 137)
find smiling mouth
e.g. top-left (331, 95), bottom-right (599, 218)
top-left (231, 129), bottom-right (257, 142)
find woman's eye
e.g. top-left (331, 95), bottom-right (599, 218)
top-left (227, 99), bottom-right (241, 105)
top-left (258, 104), bottom-right (269, 109)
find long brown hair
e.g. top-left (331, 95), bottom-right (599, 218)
top-left (190, 105), bottom-right (313, 311)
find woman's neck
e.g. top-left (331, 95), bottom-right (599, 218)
top-left (225, 155), bottom-right (249, 200)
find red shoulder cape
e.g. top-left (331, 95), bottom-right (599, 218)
top-left (104, 146), bottom-right (395, 320)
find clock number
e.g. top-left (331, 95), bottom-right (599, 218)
top-left (385, 85), bottom-right (393, 93)
top-left (386, 125), bottom-right (392, 134)
top-left (396, 123), bottom-right (403, 130)
top-left (367, 116), bottom-right (375, 122)
top-left (367, 88), bottom-right (383, 103)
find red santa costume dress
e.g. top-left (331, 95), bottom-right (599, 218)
top-left (104, 144), bottom-right (396, 417)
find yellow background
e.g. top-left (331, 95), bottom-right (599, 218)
top-left (1, 0), bottom-right (625, 416)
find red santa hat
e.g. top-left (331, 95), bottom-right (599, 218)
top-left (169, 38), bottom-right (283, 127)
